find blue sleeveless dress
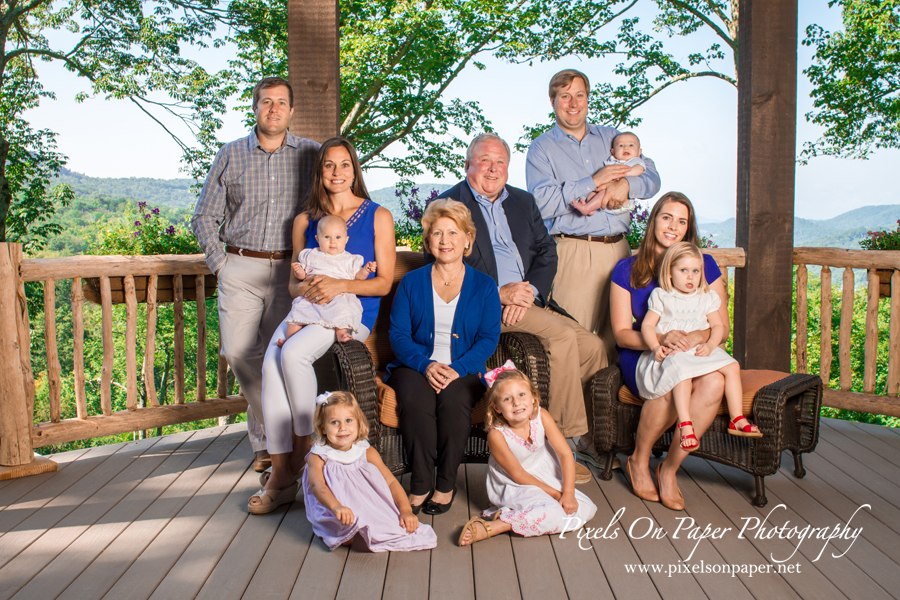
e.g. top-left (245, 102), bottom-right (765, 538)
top-left (305, 199), bottom-right (380, 331)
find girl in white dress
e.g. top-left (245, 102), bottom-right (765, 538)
top-left (458, 363), bottom-right (596, 546)
top-left (637, 242), bottom-right (762, 453)
top-left (278, 215), bottom-right (376, 346)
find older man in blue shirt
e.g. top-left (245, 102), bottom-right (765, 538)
top-left (433, 133), bottom-right (607, 483)
top-left (526, 69), bottom-right (661, 363)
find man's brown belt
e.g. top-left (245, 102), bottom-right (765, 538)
top-left (553, 233), bottom-right (625, 244)
top-left (226, 245), bottom-right (290, 260)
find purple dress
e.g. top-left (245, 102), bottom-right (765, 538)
top-left (302, 441), bottom-right (437, 552)
top-left (611, 254), bottom-right (722, 396)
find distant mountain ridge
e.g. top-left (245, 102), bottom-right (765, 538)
top-left (53, 170), bottom-right (897, 249)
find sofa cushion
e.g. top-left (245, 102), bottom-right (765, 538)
top-left (617, 369), bottom-right (789, 417)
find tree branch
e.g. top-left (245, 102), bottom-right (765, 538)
top-left (662, 0), bottom-right (736, 51)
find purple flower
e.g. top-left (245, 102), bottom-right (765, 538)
top-left (144, 214), bottom-right (151, 220)
top-left (166, 226), bottom-right (176, 235)
top-left (132, 231), bottom-right (141, 238)
top-left (152, 208), bottom-right (160, 215)
top-left (138, 201), bottom-right (146, 209)
top-left (134, 220), bottom-right (142, 226)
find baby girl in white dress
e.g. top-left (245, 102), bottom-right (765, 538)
top-left (636, 242), bottom-right (761, 453)
top-left (278, 215), bottom-right (376, 346)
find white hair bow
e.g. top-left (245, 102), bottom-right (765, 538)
top-left (315, 391), bottom-right (333, 406)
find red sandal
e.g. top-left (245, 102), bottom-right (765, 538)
top-left (728, 415), bottom-right (763, 438)
top-left (678, 421), bottom-right (699, 452)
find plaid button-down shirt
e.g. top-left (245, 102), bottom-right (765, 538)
top-left (192, 129), bottom-right (320, 274)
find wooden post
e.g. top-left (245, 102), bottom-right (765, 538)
top-left (288, 0), bottom-right (340, 141)
top-left (732, 0), bottom-right (798, 371)
top-left (0, 243), bottom-right (56, 479)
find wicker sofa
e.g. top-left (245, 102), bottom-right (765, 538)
top-left (588, 365), bottom-right (823, 506)
top-left (311, 250), bottom-right (551, 475)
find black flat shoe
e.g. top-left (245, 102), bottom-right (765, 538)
top-left (423, 488), bottom-right (457, 515)
top-left (410, 490), bottom-right (433, 516)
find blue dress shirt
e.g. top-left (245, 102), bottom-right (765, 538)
top-left (525, 124), bottom-right (661, 237)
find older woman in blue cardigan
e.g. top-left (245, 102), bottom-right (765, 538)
top-left (387, 199), bottom-right (501, 516)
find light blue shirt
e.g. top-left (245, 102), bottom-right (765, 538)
top-left (525, 123), bottom-right (661, 236)
top-left (466, 182), bottom-right (539, 299)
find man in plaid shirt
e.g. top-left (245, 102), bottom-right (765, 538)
top-left (192, 77), bottom-right (320, 470)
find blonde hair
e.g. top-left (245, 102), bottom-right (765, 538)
top-left (658, 242), bottom-right (708, 293)
top-left (483, 370), bottom-right (541, 431)
top-left (421, 198), bottom-right (476, 257)
top-left (549, 69), bottom-right (590, 101)
top-left (313, 391), bottom-right (370, 444)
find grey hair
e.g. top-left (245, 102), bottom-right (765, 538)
top-left (466, 133), bottom-right (511, 164)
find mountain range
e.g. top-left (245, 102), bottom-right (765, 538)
top-left (52, 169), bottom-right (898, 250)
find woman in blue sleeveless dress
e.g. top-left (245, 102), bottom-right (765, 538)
top-left (249, 138), bottom-right (396, 514)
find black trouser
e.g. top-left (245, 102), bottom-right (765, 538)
top-left (387, 366), bottom-right (484, 496)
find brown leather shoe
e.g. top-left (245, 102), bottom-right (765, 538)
top-left (656, 464), bottom-right (685, 511)
top-left (574, 461), bottom-right (593, 484)
top-left (625, 457), bottom-right (660, 502)
top-left (252, 450), bottom-right (271, 472)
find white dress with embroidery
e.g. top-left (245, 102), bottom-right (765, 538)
top-left (635, 287), bottom-right (738, 399)
top-left (286, 248), bottom-right (364, 332)
top-left (483, 407), bottom-right (597, 536)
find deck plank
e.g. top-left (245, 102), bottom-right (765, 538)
top-left (576, 462), bottom-right (661, 599)
top-left (10, 428), bottom-right (215, 600)
top-left (103, 431), bottom-right (252, 600)
top-left (53, 426), bottom-right (241, 600)
top-left (0, 442), bottom-right (123, 536)
top-left (0, 435), bottom-right (161, 570)
top-left (708, 460), bottom-right (894, 599)
top-left (0, 448), bottom-right (89, 508)
top-left (288, 537), bottom-right (349, 600)
top-left (686, 458), bottom-right (845, 599)
top-left (811, 433), bottom-right (900, 514)
top-left (510, 531), bottom-right (568, 600)
top-left (632, 459), bottom-right (755, 600)
top-left (240, 501), bottom-right (314, 600)
top-left (382, 475), bottom-right (432, 600)
top-left (3, 431), bottom-right (195, 600)
top-left (429, 466), bottom-right (475, 600)
top-left (156, 456), bottom-right (276, 600)
top-left (467, 463), bottom-right (522, 599)
top-left (776, 450), bottom-right (900, 566)
top-left (824, 419), bottom-right (900, 460)
top-left (821, 419), bottom-right (900, 480)
top-left (335, 543), bottom-right (389, 600)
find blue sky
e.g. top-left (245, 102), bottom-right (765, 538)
top-left (26, 0), bottom-right (899, 222)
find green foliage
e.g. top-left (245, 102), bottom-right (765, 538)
top-left (89, 201), bottom-right (201, 256)
top-left (627, 202), bottom-right (717, 250)
top-left (802, 0), bottom-right (900, 163)
top-left (197, 0), bottom-right (629, 181)
top-left (858, 219), bottom-right (900, 251)
top-left (393, 186), bottom-right (440, 251)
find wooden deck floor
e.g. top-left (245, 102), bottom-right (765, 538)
top-left (1, 418), bottom-right (899, 600)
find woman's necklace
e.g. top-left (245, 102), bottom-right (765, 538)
top-left (435, 263), bottom-right (464, 286)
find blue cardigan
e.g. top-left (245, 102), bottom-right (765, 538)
top-left (387, 263), bottom-right (501, 379)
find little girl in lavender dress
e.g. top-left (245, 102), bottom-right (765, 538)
top-left (458, 363), bottom-right (597, 546)
top-left (277, 215), bottom-right (377, 346)
top-left (303, 391), bottom-right (437, 552)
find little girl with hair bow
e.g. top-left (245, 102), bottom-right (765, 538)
top-left (302, 391), bottom-right (437, 551)
top-left (459, 362), bottom-right (597, 546)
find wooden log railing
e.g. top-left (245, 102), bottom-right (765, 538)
top-left (0, 245), bottom-right (247, 468)
top-left (793, 247), bottom-right (900, 418)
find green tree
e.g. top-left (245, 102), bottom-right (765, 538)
top-left (801, 0), bottom-right (900, 163)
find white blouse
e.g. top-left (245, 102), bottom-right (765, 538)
top-left (430, 285), bottom-right (459, 364)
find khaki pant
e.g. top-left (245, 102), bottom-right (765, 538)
top-left (502, 305), bottom-right (607, 438)
top-left (217, 253), bottom-right (293, 451)
top-left (551, 237), bottom-right (631, 363)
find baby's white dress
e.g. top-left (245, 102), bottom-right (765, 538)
top-left (483, 407), bottom-right (597, 536)
top-left (603, 155), bottom-right (647, 215)
top-left (635, 287), bottom-right (737, 399)
top-left (287, 248), bottom-right (364, 332)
